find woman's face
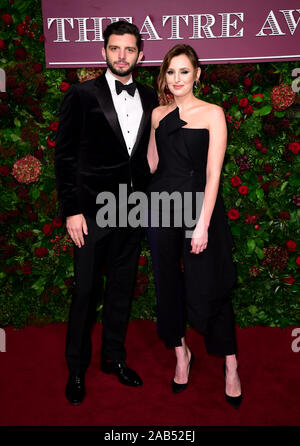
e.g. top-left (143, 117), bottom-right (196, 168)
top-left (165, 54), bottom-right (200, 98)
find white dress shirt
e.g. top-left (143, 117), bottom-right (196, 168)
top-left (105, 70), bottom-right (143, 156)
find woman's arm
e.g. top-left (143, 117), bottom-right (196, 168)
top-left (147, 108), bottom-right (160, 174)
top-left (191, 105), bottom-right (227, 254)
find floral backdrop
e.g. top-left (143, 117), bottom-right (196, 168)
top-left (0, 0), bottom-right (300, 328)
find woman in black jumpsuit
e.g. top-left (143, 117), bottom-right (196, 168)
top-left (146, 44), bottom-right (242, 408)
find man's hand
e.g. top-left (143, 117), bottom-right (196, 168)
top-left (66, 214), bottom-right (88, 248)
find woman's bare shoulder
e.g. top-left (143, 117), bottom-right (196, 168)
top-left (196, 99), bottom-right (224, 114)
top-left (152, 104), bottom-right (175, 129)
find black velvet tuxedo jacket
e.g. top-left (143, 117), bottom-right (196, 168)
top-left (54, 73), bottom-right (158, 220)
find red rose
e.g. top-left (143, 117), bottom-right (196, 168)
top-left (52, 216), bottom-right (63, 228)
top-left (59, 82), bottom-right (70, 92)
top-left (14, 46), bottom-right (27, 61)
top-left (238, 185), bottom-right (249, 195)
top-left (209, 73), bottom-right (218, 83)
top-left (257, 174), bottom-right (263, 183)
top-left (239, 98), bottom-right (249, 108)
top-left (138, 255), bottom-right (147, 266)
top-left (263, 164), bottom-right (273, 173)
top-left (0, 40), bottom-right (5, 50)
top-left (234, 121), bottom-right (241, 129)
top-left (28, 211), bottom-right (38, 222)
top-left (244, 105), bottom-right (254, 116)
top-left (244, 214), bottom-right (256, 224)
top-left (262, 183), bottom-right (269, 193)
top-left (285, 240), bottom-right (297, 252)
top-left (16, 23), bottom-right (26, 36)
top-left (296, 257), bottom-right (300, 267)
top-left (2, 14), bottom-right (13, 25)
top-left (49, 121), bottom-right (59, 132)
top-left (283, 277), bottom-right (296, 285)
top-left (35, 247), bottom-right (49, 258)
top-left (17, 230), bottom-right (34, 240)
top-left (4, 244), bottom-right (15, 257)
top-left (243, 77), bottom-right (252, 88)
top-left (0, 165), bottom-right (10, 176)
top-left (202, 85), bottom-right (211, 95)
top-left (226, 113), bottom-right (233, 123)
top-left (260, 147), bottom-right (268, 154)
top-left (42, 223), bottom-right (53, 236)
top-left (278, 210), bottom-right (290, 220)
top-left (33, 62), bottom-right (43, 73)
top-left (47, 137), bottom-right (56, 148)
top-left (227, 209), bottom-right (240, 220)
top-left (231, 176), bottom-right (242, 187)
top-left (288, 142), bottom-right (300, 154)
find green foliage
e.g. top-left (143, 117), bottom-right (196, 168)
top-left (0, 1), bottom-right (300, 328)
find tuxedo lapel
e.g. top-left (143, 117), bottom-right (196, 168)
top-left (94, 74), bottom-right (128, 154)
top-left (130, 82), bottom-right (152, 158)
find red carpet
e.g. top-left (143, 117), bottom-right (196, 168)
top-left (0, 321), bottom-right (299, 426)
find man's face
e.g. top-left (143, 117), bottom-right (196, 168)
top-left (102, 33), bottom-right (143, 78)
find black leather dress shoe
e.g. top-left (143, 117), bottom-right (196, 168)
top-left (100, 360), bottom-right (143, 387)
top-left (65, 374), bottom-right (85, 405)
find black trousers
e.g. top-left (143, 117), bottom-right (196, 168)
top-left (65, 215), bottom-right (142, 375)
top-left (146, 225), bottom-right (237, 356)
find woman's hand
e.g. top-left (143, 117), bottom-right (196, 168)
top-left (190, 225), bottom-right (208, 254)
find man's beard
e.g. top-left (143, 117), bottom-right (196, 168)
top-left (106, 54), bottom-right (139, 77)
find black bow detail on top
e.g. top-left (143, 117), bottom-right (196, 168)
top-left (115, 80), bottom-right (137, 97)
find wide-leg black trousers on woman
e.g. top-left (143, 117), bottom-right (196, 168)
top-left (65, 215), bottom-right (142, 376)
top-left (146, 223), bottom-right (237, 357)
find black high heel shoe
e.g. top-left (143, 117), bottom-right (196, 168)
top-left (172, 351), bottom-right (194, 394)
top-left (223, 361), bottom-right (242, 409)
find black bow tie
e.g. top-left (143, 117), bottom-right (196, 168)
top-left (115, 80), bottom-right (136, 97)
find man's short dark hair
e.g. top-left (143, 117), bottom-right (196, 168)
top-left (103, 21), bottom-right (142, 52)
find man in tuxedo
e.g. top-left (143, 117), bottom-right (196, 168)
top-left (55, 21), bottom-right (158, 405)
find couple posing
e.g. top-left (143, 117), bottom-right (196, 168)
top-left (55, 21), bottom-right (242, 409)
